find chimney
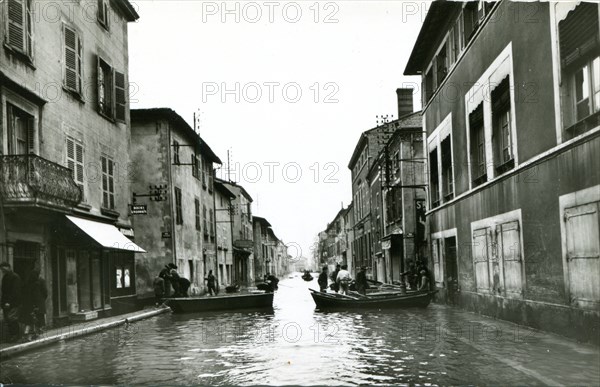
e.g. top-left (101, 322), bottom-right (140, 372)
top-left (396, 88), bottom-right (414, 118)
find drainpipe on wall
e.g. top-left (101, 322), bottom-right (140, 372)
top-left (166, 122), bottom-right (177, 267)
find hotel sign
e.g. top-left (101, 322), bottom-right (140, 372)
top-left (130, 204), bottom-right (148, 215)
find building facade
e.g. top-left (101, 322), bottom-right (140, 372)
top-left (0, 0), bottom-right (142, 323)
top-left (214, 180), bottom-right (235, 287)
top-left (220, 179), bottom-right (255, 286)
top-left (405, 0), bottom-right (599, 343)
top-left (130, 108), bottom-right (221, 298)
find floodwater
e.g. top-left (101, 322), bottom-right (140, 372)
top-left (1, 275), bottom-right (598, 386)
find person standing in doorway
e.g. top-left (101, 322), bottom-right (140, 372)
top-left (0, 262), bottom-right (22, 342)
top-left (22, 268), bottom-right (47, 340)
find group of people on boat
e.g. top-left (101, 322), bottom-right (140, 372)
top-left (153, 264), bottom-right (223, 304)
top-left (301, 270), bottom-right (313, 281)
top-left (318, 264), bottom-right (370, 295)
top-left (317, 261), bottom-right (433, 297)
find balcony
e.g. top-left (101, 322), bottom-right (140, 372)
top-left (0, 154), bottom-right (82, 211)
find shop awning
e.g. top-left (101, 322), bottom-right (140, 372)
top-left (66, 215), bottom-right (146, 253)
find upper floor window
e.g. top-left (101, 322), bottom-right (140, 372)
top-left (97, 57), bottom-right (126, 122)
top-left (6, 0), bottom-right (33, 60)
top-left (469, 104), bottom-right (486, 187)
top-left (6, 103), bottom-right (34, 155)
top-left (436, 43), bottom-right (448, 86)
top-left (101, 155), bottom-right (115, 210)
top-left (195, 198), bottom-right (201, 231)
top-left (97, 0), bottom-right (110, 31)
top-left (174, 187), bottom-right (183, 225)
top-left (203, 205), bottom-right (208, 236)
top-left (66, 136), bottom-right (85, 200)
top-left (173, 140), bottom-right (180, 164)
top-left (559, 3), bottom-right (600, 138)
top-left (492, 78), bottom-right (514, 173)
top-left (63, 25), bottom-right (83, 95)
top-left (441, 136), bottom-right (453, 200)
top-left (429, 148), bottom-right (439, 208)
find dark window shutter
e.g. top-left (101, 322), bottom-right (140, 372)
top-left (559, 3), bottom-right (600, 69)
top-left (7, 0), bottom-right (25, 51)
top-left (27, 116), bottom-right (34, 154)
top-left (114, 71), bottom-right (126, 121)
top-left (64, 26), bottom-right (78, 91)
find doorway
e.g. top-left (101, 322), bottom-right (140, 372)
top-left (444, 236), bottom-right (458, 305)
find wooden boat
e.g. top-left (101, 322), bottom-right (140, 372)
top-left (309, 289), bottom-right (436, 309)
top-left (165, 292), bottom-right (274, 313)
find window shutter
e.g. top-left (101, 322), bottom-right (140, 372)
top-left (75, 143), bottom-right (84, 184)
top-left (564, 202), bottom-right (600, 308)
top-left (559, 3), bottom-right (600, 70)
top-left (26, 0), bottom-right (33, 58)
top-left (98, 0), bottom-right (105, 24)
top-left (114, 71), bottom-right (126, 121)
top-left (64, 26), bottom-right (78, 91)
top-left (473, 227), bottom-right (491, 293)
top-left (27, 116), bottom-right (34, 154)
top-left (97, 56), bottom-right (103, 111)
top-left (7, 0), bottom-right (25, 51)
top-left (500, 221), bottom-right (523, 298)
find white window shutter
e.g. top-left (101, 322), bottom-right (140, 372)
top-left (565, 202), bottom-right (600, 308)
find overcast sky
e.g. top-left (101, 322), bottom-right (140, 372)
top-left (129, 0), bottom-right (426, 260)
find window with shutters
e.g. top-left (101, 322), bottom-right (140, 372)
top-left (6, 103), bottom-right (34, 155)
top-left (63, 25), bottom-right (83, 94)
top-left (492, 77), bottom-right (515, 174)
top-left (424, 67), bottom-right (434, 103)
top-left (559, 3), bottom-right (600, 137)
top-left (203, 205), bottom-right (208, 238)
top-left (429, 148), bottom-right (439, 208)
top-left (173, 140), bottom-right (180, 164)
top-left (207, 161), bottom-right (214, 193)
top-left (469, 104), bottom-right (486, 186)
top-left (436, 43), bottom-right (448, 86)
top-left (97, 0), bottom-right (110, 30)
top-left (174, 187), bottom-right (183, 225)
top-left (101, 155), bottom-right (115, 210)
top-left (191, 154), bottom-right (198, 178)
top-left (195, 198), bottom-right (201, 231)
top-left (441, 136), bottom-right (453, 201)
top-left (209, 210), bottom-right (215, 239)
top-left (98, 57), bottom-right (113, 118)
top-left (472, 227), bottom-right (492, 293)
top-left (564, 201), bottom-right (600, 309)
top-left (201, 159), bottom-right (207, 188)
top-left (6, 0), bottom-right (33, 60)
top-left (66, 137), bottom-right (85, 200)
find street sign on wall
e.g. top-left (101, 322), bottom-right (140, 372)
top-left (130, 204), bottom-right (148, 215)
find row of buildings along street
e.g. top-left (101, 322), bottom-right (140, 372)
top-left (0, 0), bottom-right (290, 327)
top-left (318, 0), bottom-right (599, 344)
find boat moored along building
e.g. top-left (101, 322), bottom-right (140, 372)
top-left (0, 0), bottom-right (143, 322)
top-left (404, 1), bottom-right (599, 343)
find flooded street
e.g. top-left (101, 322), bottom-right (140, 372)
top-left (1, 276), bottom-right (598, 386)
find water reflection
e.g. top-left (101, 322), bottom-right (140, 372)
top-left (1, 275), bottom-right (598, 386)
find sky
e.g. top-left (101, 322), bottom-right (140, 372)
top-left (128, 0), bottom-right (427, 260)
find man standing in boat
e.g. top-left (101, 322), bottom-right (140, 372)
top-left (336, 265), bottom-right (352, 295)
top-left (355, 266), bottom-right (368, 295)
top-left (318, 266), bottom-right (329, 292)
top-left (205, 270), bottom-right (218, 296)
top-left (330, 264), bottom-right (341, 292)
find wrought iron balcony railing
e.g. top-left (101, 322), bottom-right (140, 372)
top-left (0, 154), bottom-right (82, 210)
